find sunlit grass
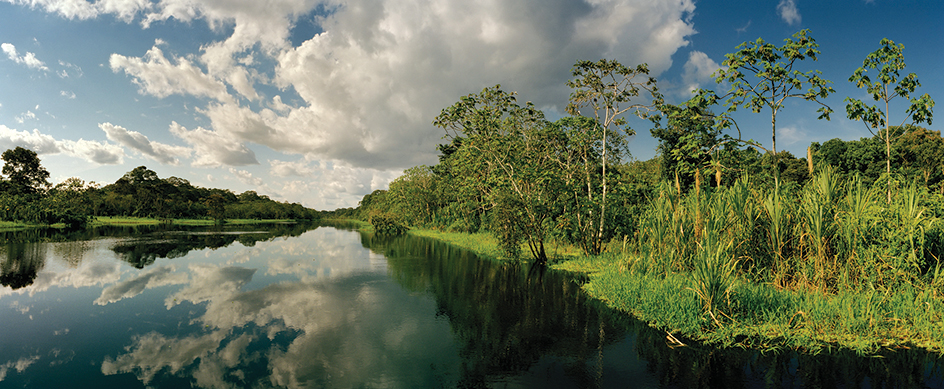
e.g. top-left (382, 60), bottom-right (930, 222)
top-left (409, 228), bottom-right (584, 263)
top-left (557, 255), bottom-right (944, 354)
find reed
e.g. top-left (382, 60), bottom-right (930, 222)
top-left (689, 203), bottom-right (738, 326)
top-left (798, 167), bottom-right (840, 291)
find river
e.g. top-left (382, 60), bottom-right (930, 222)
top-left (0, 222), bottom-right (941, 388)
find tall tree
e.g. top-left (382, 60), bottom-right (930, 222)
top-left (387, 165), bottom-right (441, 226)
top-left (712, 29), bottom-right (834, 156)
top-left (845, 38), bottom-right (935, 202)
top-left (1, 146), bottom-right (50, 195)
top-left (566, 59), bottom-right (660, 255)
top-left (434, 85), bottom-right (564, 263)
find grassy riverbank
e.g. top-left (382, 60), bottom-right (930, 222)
top-left (557, 255), bottom-right (944, 354)
top-left (385, 226), bottom-right (944, 355)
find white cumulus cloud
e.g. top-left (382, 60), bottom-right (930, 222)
top-left (1, 0), bottom-right (148, 21)
top-left (1, 42), bottom-right (49, 71)
top-left (168, 121), bottom-right (258, 167)
top-left (681, 50), bottom-right (724, 95)
top-left (100, 122), bottom-right (190, 165)
top-left (4, 0), bottom-right (702, 209)
top-left (229, 168), bottom-right (264, 187)
top-left (110, 43), bottom-right (233, 102)
top-left (777, 0), bottom-right (801, 25)
top-left (0, 125), bottom-right (125, 165)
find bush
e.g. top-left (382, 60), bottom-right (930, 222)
top-left (370, 213), bottom-right (408, 235)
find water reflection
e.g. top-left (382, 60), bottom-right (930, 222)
top-left (0, 242), bottom-right (46, 289)
top-left (368, 233), bottom-right (628, 387)
top-left (0, 224), bottom-right (941, 388)
top-left (0, 222), bottom-right (317, 291)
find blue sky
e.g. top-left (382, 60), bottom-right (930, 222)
top-left (0, 0), bottom-right (941, 210)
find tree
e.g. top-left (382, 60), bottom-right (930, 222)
top-left (205, 193), bottom-right (226, 223)
top-left (122, 166), bottom-right (160, 185)
top-left (1, 146), bottom-right (50, 195)
top-left (566, 59), bottom-right (661, 255)
top-left (711, 29), bottom-right (834, 156)
top-left (845, 38), bottom-right (935, 202)
top-left (387, 166), bottom-right (441, 226)
top-left (650, 103), bottom-right (721, 193)
top-left (895, 126), bottom-right (944, 189)
top-left (434, 85), bottom-right (565, 263)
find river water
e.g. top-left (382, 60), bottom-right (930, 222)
top-left (0, 222), bottom-right (941, 388)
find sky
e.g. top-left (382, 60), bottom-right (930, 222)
top-left (0, 0), bottom-right (941, 210)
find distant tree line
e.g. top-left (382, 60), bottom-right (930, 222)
top-left (0, 146), bottom-right (320, 227)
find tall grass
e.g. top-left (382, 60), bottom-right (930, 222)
top-left (634, 170), bottom-right (941, 292)
top-left (622, 169), bottom-right (944, 349)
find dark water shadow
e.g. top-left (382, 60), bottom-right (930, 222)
top-left (359, 231), bottom-right (944, 388)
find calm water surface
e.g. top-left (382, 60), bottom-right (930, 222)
top-left (0, 223), bottom-right (942, 388)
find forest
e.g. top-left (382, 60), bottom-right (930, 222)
top-left (341, 31), bottom-right (944, 352)
top-left (0, 146), bottom-right (320, 227)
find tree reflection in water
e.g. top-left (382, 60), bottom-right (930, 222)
top-left (0, 242), bottom-right (46, 289)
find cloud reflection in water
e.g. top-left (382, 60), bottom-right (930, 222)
top-left (100, 227), bottom-right (457, 388)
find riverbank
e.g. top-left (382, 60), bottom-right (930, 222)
top-left (90, 216), bottom-right (302, 226)
top-left (369, 225), bottom-right (944, 355)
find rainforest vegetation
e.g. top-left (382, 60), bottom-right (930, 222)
top-left (339, 31), bottom-right (944, 353)
top-left (0, 147), bottom-right (320, 228)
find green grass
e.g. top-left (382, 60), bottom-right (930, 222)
top-left (388, 221), bottom-right (944, 355)
top-left (0, 220), bottom-right (33, 230)
top-left (408, 228), bottom-right (584, 263)
top-left (559, 256), bottom-right (944, 354)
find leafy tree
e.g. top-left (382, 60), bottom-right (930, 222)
top-left (705, 29), bottom-right (834, 157)
top-left (845, 38), bottom-right (935, 202)
top-left (551, 116), bottom-right (604, 254)
top-left (357, 189), bottom-right (390, 220)
top-left (205, 193), bottom-right (226, 223)
top-left (650, 103), bottom-right (721, 193)
top-left (122, 165), bottom-right (160, 185)
top-left (811, 137), bottom-right (885, 184)
top-left (895, 126), bottom-right (944, 189)
top-left (387, 166), bottom-right (441, 226)
top-left (1, 146), bottom-right (50, 195)
top-left (566, 59), bottom-right (661, 255)
top-left (434, 85), bottom-right (565, 263)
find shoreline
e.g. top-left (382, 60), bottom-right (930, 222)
top-left (371, 224), bottom-right (944, 356)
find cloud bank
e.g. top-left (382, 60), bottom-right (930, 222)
top-left (4, 0), bottom-right (700, 208)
